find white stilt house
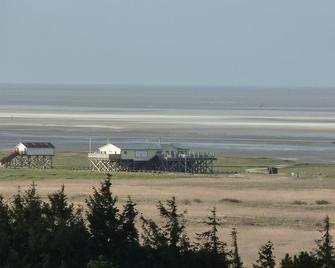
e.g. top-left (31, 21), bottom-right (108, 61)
top-left (0, 142), bottom-right (55, 169)
top-left (88, 141), bottom-right (215, 173)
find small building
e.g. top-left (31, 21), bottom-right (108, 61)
top-left (16, 142), bottom-right (55, 156)
top-left (0, 142), bottom-right (55, 169)
top-left (268, 167), bottom-right (278, 174)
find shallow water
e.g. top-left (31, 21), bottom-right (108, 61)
top-left (0, 85), bottom-right (334, 162)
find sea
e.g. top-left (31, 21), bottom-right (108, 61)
top-left (0, 85), bottom-right (334, 163)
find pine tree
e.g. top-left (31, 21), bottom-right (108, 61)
top-left (46, 185), bottom-right (89, 268)
top-left (315, 215), bottom-right (335, 268)
top-left (0, 195), bottom-right (11, 267)
top-left (231, 228), bottom-right (244, 268)
top-left (253, 241), bottom-right (276, 268)
top-left (120, 196), bottom-right (139, 245)
top-left (141, 197), bottom-right (190, 267)
top-left (195, 207), bottom-right (230, 268)
top-left (280, 253), bottom-right (293, 268)
top-left (157, 196), bottom-right (190, 253)
top-left (292, 251), bottom-right (318, 268)
top-left (141, 216), bottom-right (168, 250)
top-left (86, 175), bottom-right (122, 262)
top-left (8, 183), bottom-right (49, 268)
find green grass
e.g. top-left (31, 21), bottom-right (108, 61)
top-left (214, 155), bottom-right (288, 173)
top-left (1, 151), bottom-right (335, 181)
top-left (0, 152), bottom-right (199, 181)
top-left (280, 163), bottom-right (335, 179)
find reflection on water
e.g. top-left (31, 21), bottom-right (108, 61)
top-left (0, 85), bottom-right (334, 162)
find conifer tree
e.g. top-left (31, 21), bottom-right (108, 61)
top-left (141, 216), bottom-right (168, 250)
top-left (231, 228), bottom-right (244, 268)
top-left (195, 207), bottom-right (230, 268)
top-left (292, 251), bottom-right (318, 268)
top-left (120, 196), bottom-right (139, 245)
top-left (280, 253), bottom-right (294, 268)
top-left (7, 187), bottom-right (25, 267)
top-left (7, 183), bottom-right (49, 267)
top-left (46, 185), bottom-right (89, 268)
top-left (86, 175), bottom-right (122, 262)
top-left (0, 195), bottom-right (11, 267)
top-left (315, 215), bottom-right (335, 268)
top-left (253, 241), bottom-right (276, 268)
top-left (157, 196), bottom-right (190, 253)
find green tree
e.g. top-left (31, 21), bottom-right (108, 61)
top-left (231, 228), bottom-right (244, 268)
top-left (315, 215), bottom-right (335, 268)
top-left (157, 196), bottom-right (190, 253)
top-left (141, 197), bottom-right (190, 268)
top-left (7, 183), bottom-right (49, 268)
top-left (293, 251), bottom-right (318, 268)
top-left (86, 175), bottom-right (122, 263)
top-left (253, 241), bottom-right (276, 268)
top-left (87, 256), bottom-right (119, 268)
top-left (46, 185), bottom-right (89, 268)
top-left (120, 196), bottom-right (139, 246)
top-left (280, 253), bottom-right (294, 268)
top-left (195, 207), bottom-right (230, 268)
top-left (0, 195), bottom-right (11, 267)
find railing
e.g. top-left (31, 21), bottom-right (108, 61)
top-left (159, 151), bottom-right (216, 160)
top-left (88, 153), bottom-right (121, 160)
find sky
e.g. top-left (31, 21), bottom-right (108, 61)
top-left (1, 0), bottom-right (335, 87)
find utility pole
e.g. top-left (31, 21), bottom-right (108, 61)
top-left (89, 136), bottom-right (92, 153)
top-left (184, 154), bottom-right (187, 174)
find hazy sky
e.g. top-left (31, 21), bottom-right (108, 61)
top-left (1, 0), bottom-right (335, 87)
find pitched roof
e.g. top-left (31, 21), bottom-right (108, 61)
top-left (21, 142), bottom-right (55, 149)
top-left (114, 143), bottom-right (162, 150)
top-left (162, 143), bottom-right (189, 151)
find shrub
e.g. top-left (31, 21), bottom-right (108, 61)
top-left (315, 200), bottom-right (331, 205)
top-left (220, 198), bottom-right (242, 204)
top-left (292, 200), bottom-right (307, 205)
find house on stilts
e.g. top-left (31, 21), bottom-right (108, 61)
top-left (0, 142), bottom-right (55, 169)
top-left (88, 142), bottom-right (216, 174)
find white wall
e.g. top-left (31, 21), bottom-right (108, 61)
top-left (99, 144), bottom-right (121, 155)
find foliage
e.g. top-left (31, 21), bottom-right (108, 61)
top-left (253, 241), bottom-right (276, 268)
top-left (231, 228), bottom-right (244, 268)
top-left (314, 215), bottom-right (335, 268)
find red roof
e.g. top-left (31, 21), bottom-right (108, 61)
top-left (21, 142), bottom-right (55, 149)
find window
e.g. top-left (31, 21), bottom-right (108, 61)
top-left (124, 150), bottom-right (127, 155)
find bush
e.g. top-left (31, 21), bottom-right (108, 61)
top-left (219, 198), bottom-right (242, 204)
top-left (292, 200), bottom-right (307, 205)
top-left (315, 200), bottom-right (331, 205)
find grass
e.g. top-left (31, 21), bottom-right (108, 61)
top-left (1, 151), bottom-right (335, 181)
top-left (0, 152), bottom-right (195, 181)
top-left (281, 164), bottom-right (335, 179)
top-left (214, 155), bottom-right (288, 173)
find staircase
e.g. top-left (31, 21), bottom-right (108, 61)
top-left (0, 151), bottom-right (19, 167)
